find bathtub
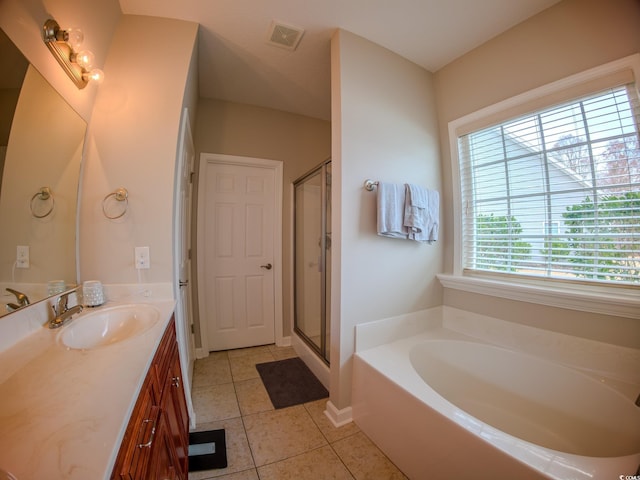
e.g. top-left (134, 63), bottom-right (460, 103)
top-left (352, 306), bottom-right (640, 480)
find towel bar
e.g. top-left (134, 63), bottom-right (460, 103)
top-left (364, 179), bottom-right (379, 191)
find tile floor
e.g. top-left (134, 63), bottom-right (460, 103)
top-left (188, 344), bottom-right (408, 480)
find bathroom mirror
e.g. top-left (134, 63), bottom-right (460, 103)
top-left (0, 28), bottom-right (85, 318)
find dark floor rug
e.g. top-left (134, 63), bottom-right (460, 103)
top-left (256, 357), bottom-right (328, 409)
top-left (188, 429), bottom-right (227, 471)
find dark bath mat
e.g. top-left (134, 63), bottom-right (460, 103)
top-left (188, 429), bottom-right (227, 471)
top-left (256, 357), bottom-right (329, 409)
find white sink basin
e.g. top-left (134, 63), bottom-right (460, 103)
top-left (58, 304), bottom-right (160, 350)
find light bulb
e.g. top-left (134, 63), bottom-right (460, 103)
top-left (84, 68), bottom-right (104, 84)
top-left (65, 28), bottom-right (84, 50)
top-left (75, 50), bottom-right (95, 69)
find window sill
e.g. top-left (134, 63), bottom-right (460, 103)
top-left (437, 274), bottom-right (640, 319)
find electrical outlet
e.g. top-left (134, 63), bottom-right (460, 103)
top-left (16, 245), bottom-right (29, 268)
top-left (135, 246), bottom-right (150, 269)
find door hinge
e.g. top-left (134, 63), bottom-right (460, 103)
top-left (188, 248), bottom-right (192, 260)
top-left (190, 324), bottom-right (195, 334)
top-left (189, 171), bottom-right (195, 184)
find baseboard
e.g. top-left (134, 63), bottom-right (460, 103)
top-left (291, 334), bottom-right (329, 389)
top-left (195, 347), bottom-right (209, 359)
top-left (324, 400), bottom-right (353, 428)
top-left (277, 335), bottom-right (292, 347)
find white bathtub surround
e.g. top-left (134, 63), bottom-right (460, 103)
top-left (352, 306), bottom-right (640, 480)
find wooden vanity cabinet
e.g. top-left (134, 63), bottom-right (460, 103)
top-left (111, 317), bottom-right (189, 480)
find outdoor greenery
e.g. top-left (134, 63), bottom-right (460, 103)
top-left (476, 192), bottom-right (640, 283)
top-left (561, 192), bottom-right (640, 282)
top-left (475, 213), bottom-right (531, 272)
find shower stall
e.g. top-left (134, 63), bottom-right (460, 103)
top-left (293, 159), bottom-right (331, 365)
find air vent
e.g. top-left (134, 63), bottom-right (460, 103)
top-left (266, 21), bottom-right (304, 51)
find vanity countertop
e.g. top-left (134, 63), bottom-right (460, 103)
top-left (0, 298), bottom-right (176, 480)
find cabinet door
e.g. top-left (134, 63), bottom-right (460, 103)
top-left (164, 350), bottom-right (189, 475)
top-left (112, 378), bottom-right (156, 480)
top-left (146, 409), bottom-right (181, 480)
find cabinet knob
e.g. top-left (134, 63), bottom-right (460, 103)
top-left (172, 376), bottom-right (181, 388)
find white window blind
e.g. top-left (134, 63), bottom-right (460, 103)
top-left (458, 85), bottom-right (640, 286)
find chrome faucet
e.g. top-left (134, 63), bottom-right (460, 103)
top-left (49, 290), bottom-right (83, 329)
top-left (6, 288), bottom-right (30, 309)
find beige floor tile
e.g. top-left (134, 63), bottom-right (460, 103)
top-left (234, 378), bottom-right (275, 416)
top-left (243, 405), bottom-right (327, 466)
top-left (268, 345), bottom-right (298, 360)
top-left (332, 432), bottom-right (408, 480)
top-left (195, 470), bottom-right (258, 480)
top-left (192, 383), bottom-right (240, 424)
top-left (304, 399), bottom-right (361, 444)
top-left (227, 345), bottom-right (273, 359)
top-left (188, 418), bottom-right (255, 479)
top-left (257, 445), bottom-right (354, 480)
top-left (193, 352), bottom-right (232, 389)
top-left (228, 351), bottom-right (276, 382)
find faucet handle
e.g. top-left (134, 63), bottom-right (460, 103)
top-left (54, 291), bottom-right (70, 315)
top-left (6, 288), bottom-right (30, 306)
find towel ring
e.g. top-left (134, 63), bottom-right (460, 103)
top-left (30, 187), bottom-right (55, 218)
top-left (102, 187), bottom-right (129, 219)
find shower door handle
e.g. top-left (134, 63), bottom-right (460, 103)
top-left (260, 263), bottom-right (273, 270)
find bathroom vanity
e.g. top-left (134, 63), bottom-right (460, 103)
top-left (0, 298), bottom-right (185, 479)
top-left (110, 315), bottom-right (188, 479)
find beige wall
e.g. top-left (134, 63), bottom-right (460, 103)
top-left (331, 29), bottom-right (442, 410)
top-left (79, 15), bottom-right (198, 284)
top-left (193, 98), bottom-right (331, 345)
top-left (434, 0), bottom-right (640, 347)
top-left (0, 90), bottom-right (21, 146)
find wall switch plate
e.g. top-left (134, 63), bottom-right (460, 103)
top-left (135, 246), bottom-right (150, 269)
top-left (16, 245), bottom-right (29, 268)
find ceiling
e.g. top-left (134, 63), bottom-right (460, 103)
top-left (118, 0), bottom-right (561, 121)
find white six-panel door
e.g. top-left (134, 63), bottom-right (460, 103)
top-left (197, 154), bottom-right (282, 351)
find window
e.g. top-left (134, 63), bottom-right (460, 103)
top-left (457, 84), bottom-right (640, 286)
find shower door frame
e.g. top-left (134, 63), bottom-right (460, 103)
top-left (293, 159), bottom-right (331, 365)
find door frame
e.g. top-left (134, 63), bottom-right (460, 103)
top-left (196, 153), bottom-right (284, 353)
top-left (172, 108), bottom-right (196, 426)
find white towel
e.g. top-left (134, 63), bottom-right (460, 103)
top-left (427, 189), bottom-right (440, 243)
top-left (404, 184), bottom-right (439, 243)
top-left (377, 183), bottom-right (408, 239)
top-left (404, 184), bottom-right (429, 239)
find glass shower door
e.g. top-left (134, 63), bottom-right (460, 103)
top-left (294, 160), bottom-right (331, 364)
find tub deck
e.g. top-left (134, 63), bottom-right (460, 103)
top-left (352, 306), bottom-right (640, 480)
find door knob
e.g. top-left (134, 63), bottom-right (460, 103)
top-left (260, 263), bottom-right (273, 270)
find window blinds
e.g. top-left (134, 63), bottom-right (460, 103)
top-left (458, 85), bottom-right (640, 285)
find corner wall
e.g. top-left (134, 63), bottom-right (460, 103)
top-left (434, 0), bottom-right (640, 347)
top-left (79, 15), bottom-right (198, 284)
top-left (330, 30), bottom-right (442, 411)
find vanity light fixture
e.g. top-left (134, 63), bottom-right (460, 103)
top-left (42, 18), bottom-right (104, 89)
